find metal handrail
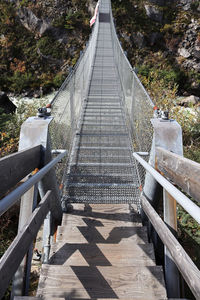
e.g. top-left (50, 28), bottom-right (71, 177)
top-left (133, 152), bottom-right (200, 224)
top-left (0, 150), bottom-right (67, 216)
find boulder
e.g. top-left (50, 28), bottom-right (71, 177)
top-left (193, 49), bottom-right (200, 59)
top-left (179, 0), bottom-right (192, 10)
top-left (144, 5), bottom-right (163, 23)
top-left (193, 63), bottom-right (200, 71)
top-left (0, 92), bottom-right (16, 114)
top-left (17, 7), bottom-right (51, 36)
top-left (180, 95), bottom-right (200, 106)
top-left (133, 32), bottom-right (146, 48)
top-left (178, 47), bottom-right (191, 58)
top-left (86, 0), bottom-right (97, 16)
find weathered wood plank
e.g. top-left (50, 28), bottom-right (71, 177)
top-left (61, 214), bottom-right (142, 227)
top-left (37, 265), bottom-right (166, 299)
top-left (163, 190), bottom-right (180, 297)
top-left (14, 297), bottom-right (133, 300)
top-left (0, 191), bottom-right (52, 299)
top-left (156, 147), bottom-right (200, 202)
top-left (0, 145), bottom-right (41, 198)
top-left (57, 225), bottom-right (148, 244)
top-left (49, 242), bottom-right (155, 266)
top-left (63, 203), bottom-right (141, 226)
top-left (141, 194), bottom-right (200, 299)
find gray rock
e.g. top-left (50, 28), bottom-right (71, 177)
top-left (86, 0), bottom-right (97, 16)
top-left (193, 49), bottom-right (200, 59)
top-left (18, 7), bottom-right (51, 35)
top-left (180, 95), bottom-right (200, 106)
top-left (179, 0), bottom-right (192, 10)
top-left (133, 32), bottom-right (146, 48)
top-left (178, 47), bottom-right (191, 58)
top-left (193, 63), bottom-right (200, 71)
top-left (145, 5), bottom-right (163, 23)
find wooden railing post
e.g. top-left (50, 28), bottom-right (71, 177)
top-left (163, 190), bottom-right (180, 298)
top-left (143, 117), bottom-right (183, 298)
top-left (11, 116), bottom-right (62, 298)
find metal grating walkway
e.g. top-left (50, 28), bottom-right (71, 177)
top-left (63, 0), bottom-right (140, 205)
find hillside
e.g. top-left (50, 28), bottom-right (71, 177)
top-left (112, 0), bottom-right (200, 97)
top-left (0, 0), bottom-right (95, 96)
top-left (0, 0), bottom-right (199, 97)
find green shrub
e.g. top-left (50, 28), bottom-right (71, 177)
top-left (53, 72), bottom-right (66, 88)
top-left (37, 36), bottom-right (66, 60)
top-left (8, 71), bottom-right (33, 93)
top-left (65, 10), bottom-right (85, 30)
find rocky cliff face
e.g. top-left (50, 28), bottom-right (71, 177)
top-left (0, 0), bottom-right (96, 95)
top-left (1, 0), bottom-right (199, 97)
top-left (112, 0), bottom-right (200, 96)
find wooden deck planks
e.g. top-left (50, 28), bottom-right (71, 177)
top-left (37, 204), bottom-right (167, 299)
top-left (49, 243), bottom-right (155, 266)
top-left (37, 265), bottom-right (166, 299)
top-left (56, 224), bottom-right (148, 244)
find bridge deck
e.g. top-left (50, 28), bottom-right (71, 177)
top-left (64, 0), bottom-right (140, 205)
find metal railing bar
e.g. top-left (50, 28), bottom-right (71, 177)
top-left (133, 152), bottom-right (200, 224)
top-left (0, 151), bottom-right (67, 217)
top-left (51, 149), bottom-right (67, 155)
top-left (136, 152), bottom-right (149, 156)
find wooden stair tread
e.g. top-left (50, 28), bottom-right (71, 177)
top-left (56, 225), bottom-right (148, 244)
top-left (15, 298), bottom-right (168, 300)
top-left (62, 204), bottom-right (141, 226)
top-left (61, 214), bottom-right (142, 228)
top-left (68, 204), bottom-right (136, 214)
top-left (49, 243), bottom-right (155, 266)
top-left (14, 298), bottom-right (65, 300)
top-left (37, 265), bottom-right (167, 299)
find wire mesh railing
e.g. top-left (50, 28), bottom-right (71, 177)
top-left (109, 2), bottom-right (155, 185)
top-left (49, 12), bottom-right (100, 184)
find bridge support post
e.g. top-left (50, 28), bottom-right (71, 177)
top-left (11, 116), bottom-right (62, 298)
top-left (142, 118), bottom-right (183, 298)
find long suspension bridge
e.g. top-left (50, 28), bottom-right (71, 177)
top-left (0, 0), bottom-right (200, 299)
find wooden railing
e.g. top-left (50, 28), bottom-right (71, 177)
top-left (0, 147), bottom-right (67, 299)
top-left (0, 145), bottom-right (42, 199)
top-left (133, 149), bottom-right (200, 299)
top-left (156, 147), bottom-right (200, 202)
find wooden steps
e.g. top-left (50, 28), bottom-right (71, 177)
top-left (49, 243), bottom-right (156, 266)
top-left (37, 265), bottom-right (166, 299)
top-left (36, 204), bottom-right (167, 299)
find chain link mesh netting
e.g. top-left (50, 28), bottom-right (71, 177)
top-left (49, 13), bottom-right (99, 184)
top-left (109, 2), bottom-right (155, 186)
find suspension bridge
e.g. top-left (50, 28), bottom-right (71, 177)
top-left (0, 0), bottom-right (200, 299)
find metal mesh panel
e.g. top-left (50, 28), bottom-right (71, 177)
top-left (49, 0), bottom-right (155, 206)
top-left (109, 1), bottom-right (155, 186)
top-left (49, 13), bottom-right (100, 183)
